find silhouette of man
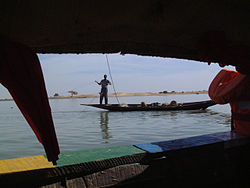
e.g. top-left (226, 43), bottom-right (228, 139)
top-left (95, 74), bottom-right (111, 104)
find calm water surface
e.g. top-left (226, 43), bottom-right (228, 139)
top-left (0, 94), bottom-right (231, 160)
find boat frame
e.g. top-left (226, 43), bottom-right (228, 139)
top-left (82, 100), bottom-right (216, 112)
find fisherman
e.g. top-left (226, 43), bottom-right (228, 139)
top-left (95, 74), bottom-right (111, 104)
top-left (208, 68), bottom-right (250, 136)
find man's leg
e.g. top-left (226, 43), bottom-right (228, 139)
top-left (100, 88), bottom-right (105, 104)
top-left (104, 94), bottom-right (108, 104)
top-left (100, 95), bottom-right (103, 104)
top-left (104, 88), bottom-right (108, 104)
top-left (100, 91), bottom-right (103, 104)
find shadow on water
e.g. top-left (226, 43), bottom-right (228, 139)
top-left (142, 108), bottom-right (231, 127)
top-left (99, 111), bottom-right (112, 140)
top-left (180, 109), bottom-right (230, 118)
top-left (150, 111), bottom-right (179, 118)
top-left (185, 109), bottom-right (209, 114)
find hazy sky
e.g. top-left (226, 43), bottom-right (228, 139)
top-left (0, 53), bottom-right (234, 98)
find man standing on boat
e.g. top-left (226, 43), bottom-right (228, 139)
top-left (95, 74), bottom-right (111, 104)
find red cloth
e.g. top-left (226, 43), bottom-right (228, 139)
top-left (208, 69), bottom-right (248, 104)
top-left (0, 41), bottom-right (60, 164)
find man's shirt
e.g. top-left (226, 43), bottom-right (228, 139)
top-left (100, 79), bottom-right (111, 88)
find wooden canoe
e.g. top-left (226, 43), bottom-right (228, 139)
top-left (81, 100), bottom-right (216, 112)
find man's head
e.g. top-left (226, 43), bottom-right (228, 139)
top-left (104, 74), bottom-right (107, 79)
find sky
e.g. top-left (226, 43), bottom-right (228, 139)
top-left (0, 53), bottom-right (235, 99)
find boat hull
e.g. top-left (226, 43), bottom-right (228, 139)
top-left (81, 100), bottom-right (216, 112)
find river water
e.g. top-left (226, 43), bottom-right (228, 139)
top-left (0, 94), bottom-right (231, 160)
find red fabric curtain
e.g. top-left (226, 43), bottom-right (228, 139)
top-left (0, 40), bottom-right (60, 164)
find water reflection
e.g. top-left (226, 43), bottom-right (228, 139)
top-left (99, 111), bottom-right (112, 140)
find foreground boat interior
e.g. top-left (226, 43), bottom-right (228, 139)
top-left (0, 1), bottom-right (249, 187)
top-left (0, 131), bottom-right (250, 187)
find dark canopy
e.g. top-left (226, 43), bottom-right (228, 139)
top-left (0, 0), bottom-right (249, 69)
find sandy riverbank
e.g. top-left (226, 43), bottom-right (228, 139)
top-left (0, 91), bottom-right (208, 101)
top-left (49, 90), bottom-right (208, 99)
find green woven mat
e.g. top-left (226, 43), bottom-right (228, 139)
top-left (53, 145), bottom-right (145, 167)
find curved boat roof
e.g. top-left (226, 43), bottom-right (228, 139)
top-left (0, 1), bottom-right (249, 67)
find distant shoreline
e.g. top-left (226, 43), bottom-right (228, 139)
top-left (0, 90), bottom-right (208, 101)
top-left (50, 90), bottom-right (208, 99)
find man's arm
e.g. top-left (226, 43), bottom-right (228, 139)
top-left (95, 80), bottom-right (100, 85)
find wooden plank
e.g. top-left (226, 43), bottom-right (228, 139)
top-left (40, 178), bottom-right (87, 188)
top-left (0, 155), bottom-right (55, 174)
top-left (55, 145), bottom-right (145, 167)
top-left (134, 143), bottom-right (163, 153)
top-left (66, 177), bottom-right (87, 188)
top-left (135, 131), bottom-right (249, 153)
top-left (39, 182), bottom-right (64, 188)
top-left (84, 164), bottom-right (148, 187)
